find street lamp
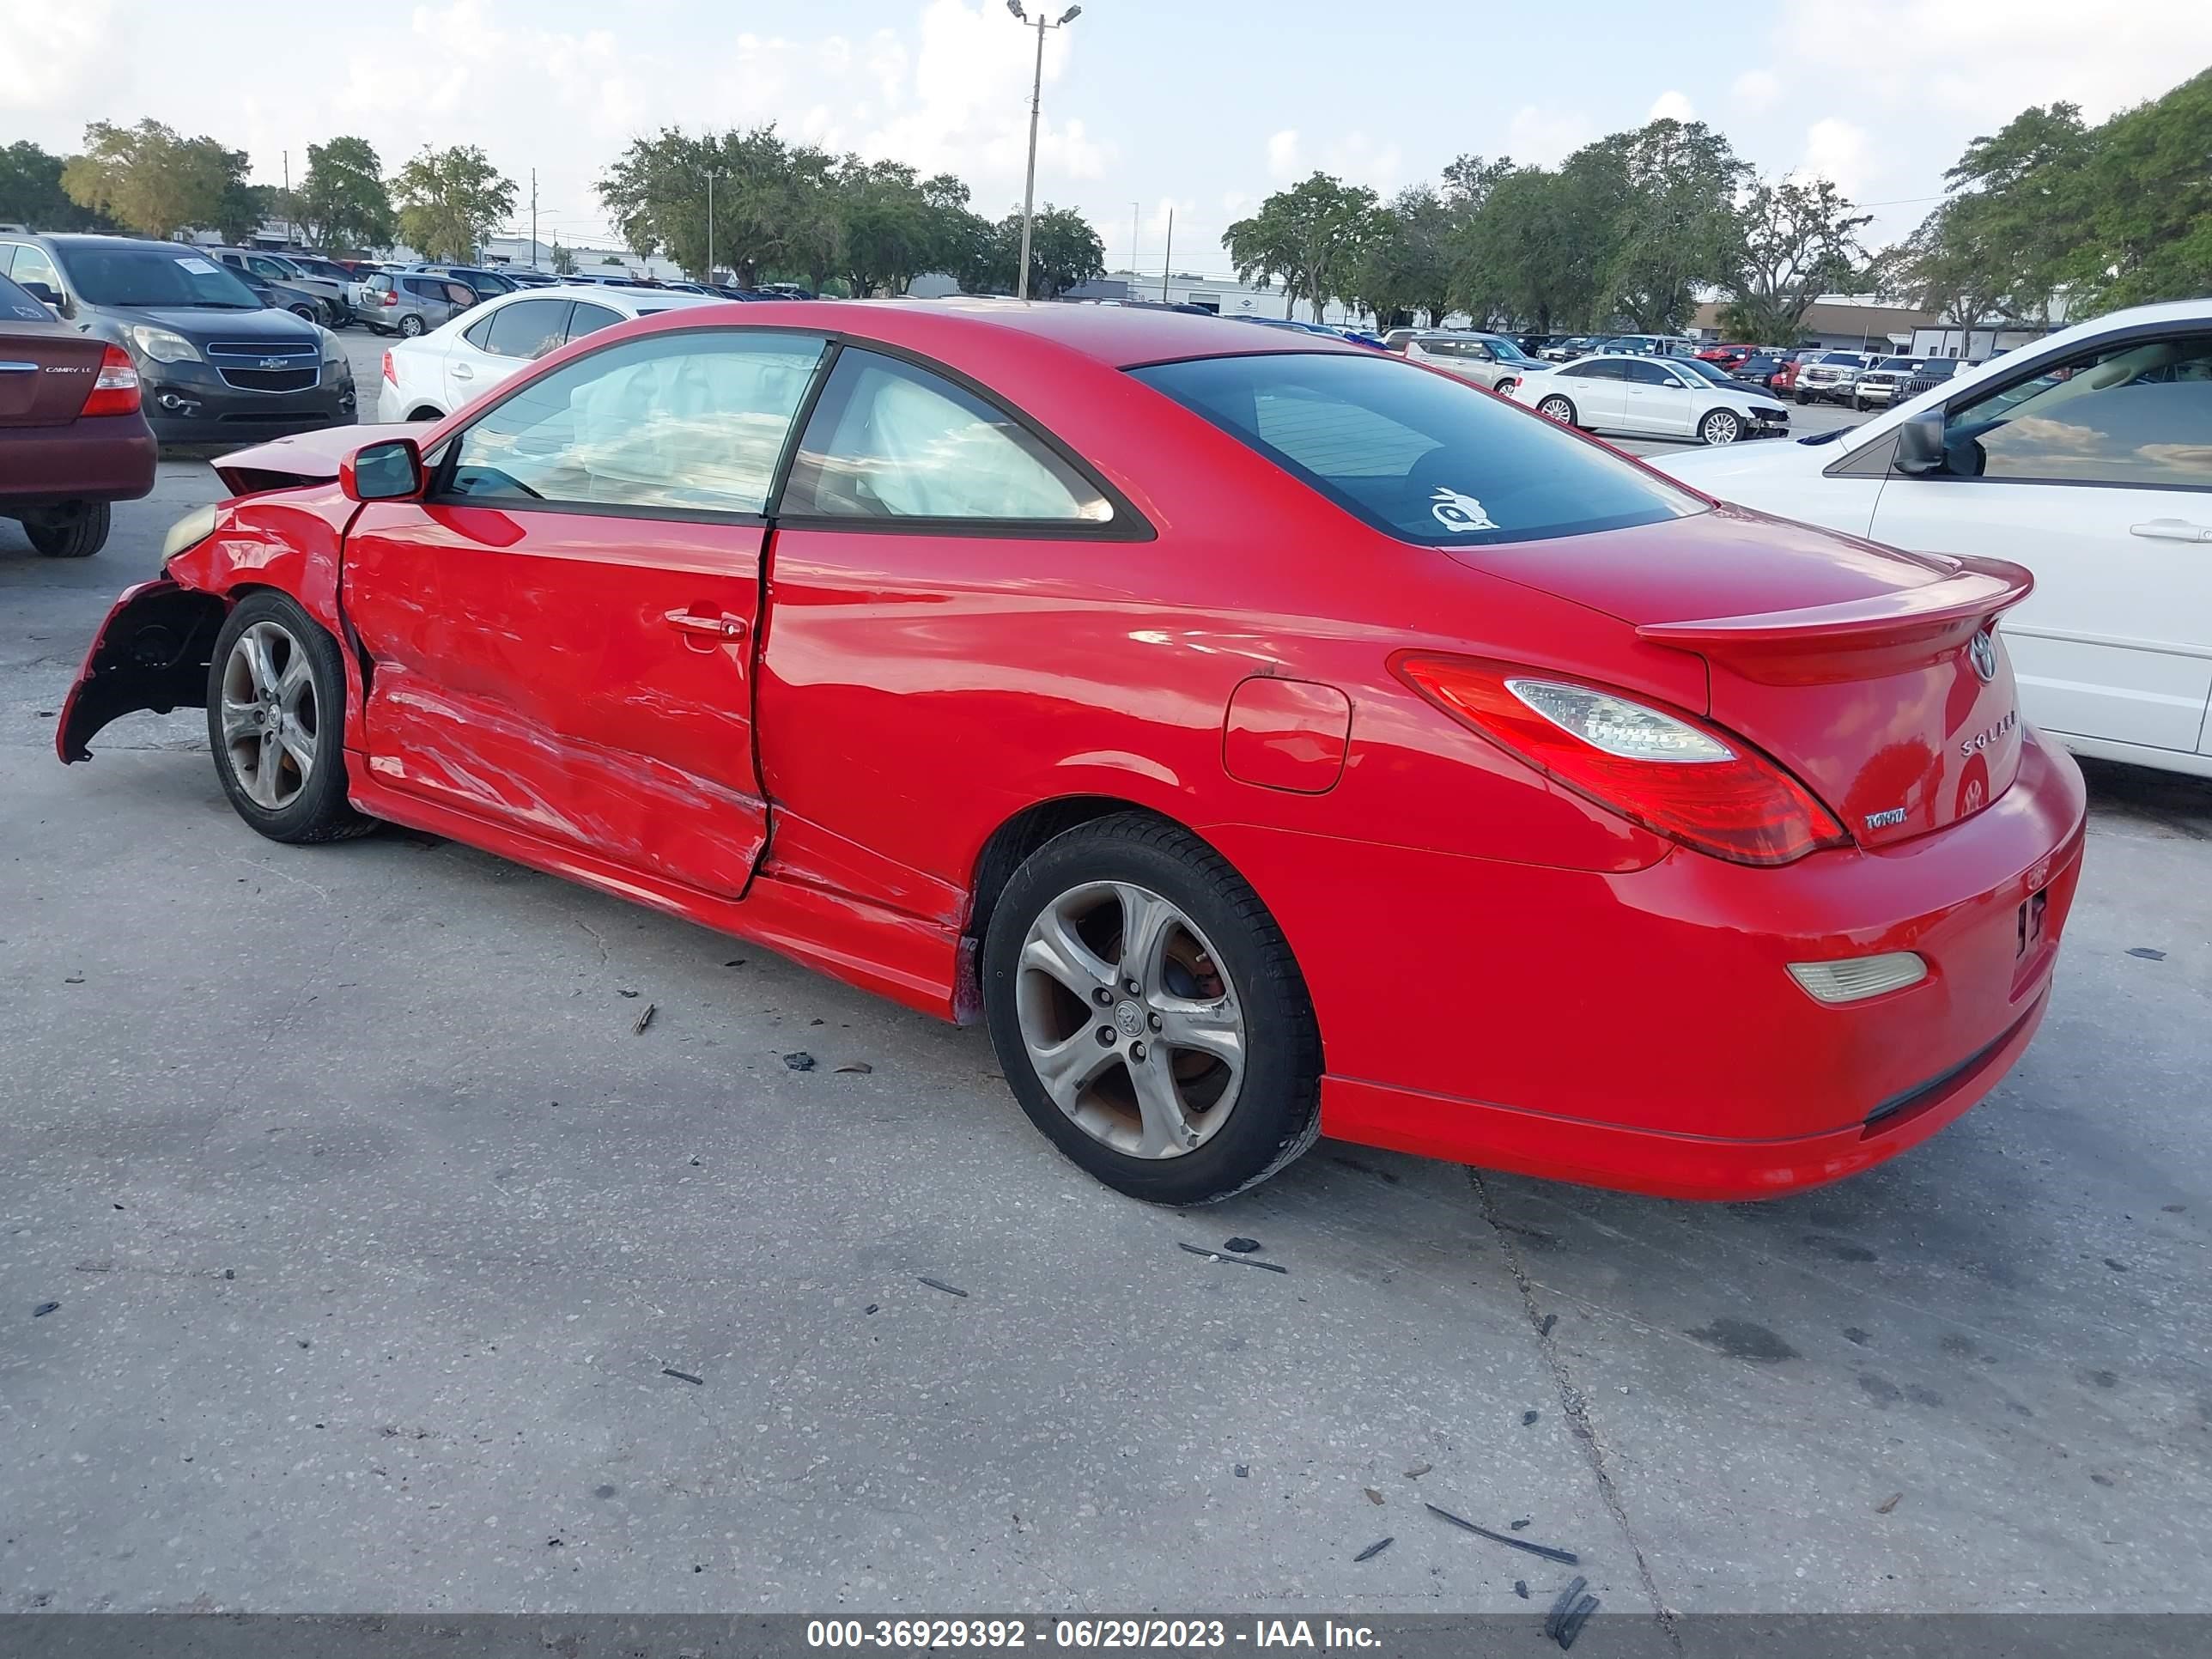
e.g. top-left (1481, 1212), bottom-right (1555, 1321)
top-left (1007, 3), bottom-right (1083, 301)
top-left (701, 167), bottom-right (727, 284)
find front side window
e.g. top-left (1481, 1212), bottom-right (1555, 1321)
top-left (1941, 332), bottom-right (2212, 489)
top-left (1561, 360), bottom-right (1626, 381)
top-left (1134, 351), bottom-right (1704, 547)
top-left (1625, 362), bottom-right (1675, 387)
top-left (781, 349), bottom-right (1115, 525)
top-left (441, 328), bottom-right (826, 515)
top-left (479, 297), bottom-right (569, 360)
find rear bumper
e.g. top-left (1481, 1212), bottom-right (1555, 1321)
top-left (0, 412), bottom-right (157, 507)
top-left (1212, 730), bottom-right (2087, 1198)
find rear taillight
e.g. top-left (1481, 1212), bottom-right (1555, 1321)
top-left (380, 289), bottom-right (396, 306)
top-left (78, 344), bottom-right (140, 416)
top-left (382, 350), bottom-right (396, 385)
top-left (1393, 653), bottom-right (1850, 866)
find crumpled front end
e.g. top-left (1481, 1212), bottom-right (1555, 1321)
top-left (54, 579), bottom-right (228, 764)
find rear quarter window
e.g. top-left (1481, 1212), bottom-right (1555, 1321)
top-left (1133, 351), bottom-right (1705, 547)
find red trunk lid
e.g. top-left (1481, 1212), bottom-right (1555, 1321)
top-left (0, 320), bottom-right (108, 427)
top-left (1455, 505), bottom-right (2033, 847)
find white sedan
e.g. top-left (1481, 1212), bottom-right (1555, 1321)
top-left (1650, 299), bottom-right (2212, 781)
top-left (1508, 354), bottom-right (1791, 446)
top-left (376, 284), bottom-right (729, 422)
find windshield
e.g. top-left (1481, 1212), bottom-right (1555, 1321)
top-left (1484, 337), bottom-right (1539, 364)
top-left (1678, 358), bottom-right (1738, 386)
top-left (1133, 351), bottom-right (1705, 548)
top-left (57, 246), bottom-right (263, 309)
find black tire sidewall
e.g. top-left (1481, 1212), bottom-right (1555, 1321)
top-left (25, 501), bottom-right (107, 558)
top-left (206, 592), bottom-right (365, 844)
top-left (1539, 395), bottom-right (1576, 424)
top-left (982, 816), bottom-right (1320, 1206)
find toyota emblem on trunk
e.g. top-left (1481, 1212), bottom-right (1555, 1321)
top-left (1968, 629), bottom-right (1998, 683)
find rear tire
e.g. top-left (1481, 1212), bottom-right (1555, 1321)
top-left (983, 813), bottom-right (1321, 1206)
top-left (206, 591), bottom-right (375, 846)
top-left (398, 315), bottom-right (425, 338)
top-left (23, 501), bottom-right (109, 559)
top-left (1536, 394), bottom-right (1577, 425)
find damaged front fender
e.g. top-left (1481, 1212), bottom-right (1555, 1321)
top-left (54, 579), bottom-right (229, 763)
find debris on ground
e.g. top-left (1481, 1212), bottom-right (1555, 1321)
top-left (1353, 1537), bottom-right (1393, 1563)
top-left (1539, 1314), bottom-right (1558, 1337)
top-left (1545, 1577), bottom-right (1598, 1649)
top-left (222, 1269), bottom-right (235, 1280)
top-left (1424, 1503), bottom-right (1579, 1565)
top-left (33, 1301), bottom-right (60, 1317)
top-left (1364, 1488), bottom-right (1384, 1505)
top-left (631, 1002), bottom-right (657, 1035)
top-left (617, 988), bottom-right (640, 999)
top-left (723, 959), bottom-right (745, 968)
top-left (1514, 1581), bottom-right (1529, 1600)
top-left (1224, 1237), bottom-right (1262, 1254)
top-left (1403, 1462), bottom-right (1432, 1480)
top-left (63, 974), bottom-right (84, 985)
top-left (782, 1052), bottom-right (817, 1072)
top-left (1176, 1242), bottom-right (1289, 1273)
top-left (1510, 1519), bottom-right (1530, 1530)
top-left (660, 1368), bottom-right (704, 1385)
top-left (835, 1062), bottom-right (873, 1073)
top-left (1875, 1492), bottom-right (1902, 1514)
top-left (864, 1305), bottom-right (878, 1316)
top-left (918, 1277), bottom-right (968, 1298)
top-left (2125, 947), bottom-right (2166, 960)
top-left (1522, 1409), bottom-right (1540, 1425)
top-left (1234, 1465), bottom-right (1249, 1479)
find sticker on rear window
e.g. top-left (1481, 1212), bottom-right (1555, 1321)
top-left (175, 257), bottom-right (219, 275)
top-left (1430, 487), bottom-right (1498, 532)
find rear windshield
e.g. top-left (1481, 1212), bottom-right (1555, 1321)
top-left (1133, 351), bottom-right (1705, 547)
top-left (57, 246), bottom-right (262, 309)
top-left (0, 270), bottom-right (52, 319)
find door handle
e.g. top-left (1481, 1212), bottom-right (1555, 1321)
top-left (664, 609), bottom-right (748, 641)
top-left (2130, 519), bottom-right (2212, 544)
top-left (451, 364), bottom-right (473, 380)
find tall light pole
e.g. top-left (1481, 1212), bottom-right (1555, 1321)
top-left (1007, 2), bottom-right (1081, 301)
top-left (701, 167), bottom-right (726, 284)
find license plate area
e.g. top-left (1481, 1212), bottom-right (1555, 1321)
top-left (2009, 883), bottom-right (2053, 997)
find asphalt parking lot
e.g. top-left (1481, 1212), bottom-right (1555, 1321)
top-left (3, 414), bottom-right (2209, 1627)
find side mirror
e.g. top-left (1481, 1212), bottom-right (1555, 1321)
top-left (1893, 410), bottom-right (1948, 477)
top-left (342, 438), bottom-right (425, 502)
top-left (20, 280), bottom-right (64, 314)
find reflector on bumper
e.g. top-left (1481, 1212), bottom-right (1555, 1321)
top-left (1787, 952), bottom-right (1928, 1004)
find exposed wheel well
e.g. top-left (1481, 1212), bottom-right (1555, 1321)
top-left (406, 404), bottom-right (445, 421)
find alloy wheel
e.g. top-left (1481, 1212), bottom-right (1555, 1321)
top-left (1014, 880), bottom-right (1246, 1159)
top-left (1538, 396), bottom-right (1574, 422)
top-left (1703, 410), bottom-right (1741, 445)
top-left (218, 621), bottom-right (318, 811)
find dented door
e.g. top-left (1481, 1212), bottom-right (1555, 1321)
top-left (342, 501), bottom-right (771, 898)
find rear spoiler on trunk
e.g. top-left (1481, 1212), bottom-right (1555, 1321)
top-left (1635, 555), bottom-right (2033, 683)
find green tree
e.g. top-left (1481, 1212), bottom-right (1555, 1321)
top-left (1721, 177), bottom-right (1871, 343)
top-left (550, 242), bottom-right (576, 275)
top-left (1012, 204), bottom-right (1104, 299)
top-left (831, 159), bottom-right (940, 296)
top-left (0, 141), bottom-right (114, 231)
top-left (1585, 118), bottom-right (1747, 331)
top-left (2056, 70), bottom-right (2212, 311)
top-left (1223, 173), bottom-right (1381, 321)
top-left (61, 120), bottom-right (252, 239)
top-left (1351, 185), bottom-right (1457, 328)
top-left (599, 125), bottom-right (809, 285)
top-left (393, 145), bottom-right (515, 264)
top-left (296, 137), bottom-right (395, 253)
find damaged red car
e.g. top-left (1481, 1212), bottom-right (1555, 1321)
top-left (57, 301), bottom-right (2085, 1204)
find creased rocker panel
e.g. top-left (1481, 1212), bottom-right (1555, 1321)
top-left (62, 302), bottom-right (2086, 1198)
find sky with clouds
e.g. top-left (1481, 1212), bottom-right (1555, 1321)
top-left (4, 0), bottom-right (2207, 277)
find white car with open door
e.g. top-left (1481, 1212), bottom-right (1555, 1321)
top-left (376, 284), bottom-right (726, 422)
top-left (1510, 354), bottom-right (1793, 446)
top-left (1650, 300), bottom-right (2212, 780)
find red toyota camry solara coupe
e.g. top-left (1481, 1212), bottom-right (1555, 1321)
top-left (57, 301), bottom-right (2086, 1206)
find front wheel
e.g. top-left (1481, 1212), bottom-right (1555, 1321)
top-left (289, 304), bottom-right (317, 322)
top-left (207, 592), bottom-right (375, 845)
top-left (983, 814), bottom-right (1321, 1205)
top-left (1536, 394), bottom-right (1577, 425)
top-left (22, 501), bottom-right (109, 558)
top-left (1699, 409), bottom-right (1743, 446)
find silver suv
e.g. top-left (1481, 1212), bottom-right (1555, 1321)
top-left (1794, 350), bottom-right (1882, 405)
top-left (1403, 331), bottom-right (1551, 393)
top-left (358, 270), bottom-right (480, 337)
